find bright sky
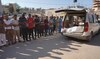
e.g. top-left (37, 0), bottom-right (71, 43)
top-left (1, 0), bottom-right (93, 9)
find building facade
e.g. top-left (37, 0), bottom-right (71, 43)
top-left (93, 0), bottom-right (100, 11)
top-left (3, 5), bottom-right (9, 14)
top-left (45, 8), bottom-right (66, 18)
top-left (20, 8), bottom-right (45, 16)
top-left (3, 3), bottom-right (19, 14)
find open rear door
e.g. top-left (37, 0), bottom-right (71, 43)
top-left (55, 9), bottom-right (86, 33)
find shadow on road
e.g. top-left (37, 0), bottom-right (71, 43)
top-left (0, 34), bottom-right (82, 59)
top-left (64, 33), bottom-right (100, 46)
top-left (87, 34), bottom-right (100, 46)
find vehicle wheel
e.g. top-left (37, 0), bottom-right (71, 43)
top-left (88, 32), bottom-right (93, 41)
top-left (98, 29), bottom-right (100, 34)
top-left (61, 33), bottom-right (63, 35)
top-left (66, 36), bottom-right (72, 40)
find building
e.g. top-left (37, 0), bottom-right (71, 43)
top-left (2, 5), bottom-right (9, 14)
top-left (9, 3), bottom-right (18, 14)
top-left (45, 5), bottom-right (85, 18)
top-left (3, 3), bottom-right (19, 14)
top-left (0, 0), bottom-right (3, 15)
top-left (45, 8), bottom-right (66, 17)
top-left (20, 8), bottom-right (45, 16)
top-left (93, 0), bottom-right (100, 11)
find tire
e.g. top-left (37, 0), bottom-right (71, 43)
top-left (88, 32), bottom-right (93, 41)
top-left (61, 33), bottom-right (63, 35)
top-left (98, 29), bottom-right (100, 34)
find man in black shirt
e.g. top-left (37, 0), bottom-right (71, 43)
top-left (19, 13), bottom-right (28, 42)
top-left (34, 15), bottom-right (40, 39)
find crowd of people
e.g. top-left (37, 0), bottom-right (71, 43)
top-left (0, 13), bottom-right (63, 47)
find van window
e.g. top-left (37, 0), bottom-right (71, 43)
top-left (64, 15), bottom-right (85, 28)
top-left (88, 14), bottom-right (94, 23)
top-left (93, 14), bottom-right (98, 23)
top-left (92, 15), bottom-right (94, 22)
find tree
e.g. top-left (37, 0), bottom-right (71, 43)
top-left (9, 4), bottom-right (14, 14)
top-left (15, 3), bottom-right (20, 14)
top-left (16, 9), bottom-right (20, 13)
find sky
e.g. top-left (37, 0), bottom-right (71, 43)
top-left (1, 0), bottom-right (93, 9)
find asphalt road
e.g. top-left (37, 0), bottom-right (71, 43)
top-left (0, 33), bottom-right (100, 59)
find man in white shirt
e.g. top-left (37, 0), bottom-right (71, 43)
top-left (12, 15), bottom-right (21, 43)
top-left (3, 14), bottom-right (14, 45)
top-left (0, 16), bottom-right (7, 47)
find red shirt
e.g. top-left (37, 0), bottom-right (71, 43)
top-left (27, 17), bottom-right (35, 29)
top-left (44, 19), bottom-right (48, 28)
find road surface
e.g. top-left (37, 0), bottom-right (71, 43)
top-left (0, 33), bottom-right (100, 59)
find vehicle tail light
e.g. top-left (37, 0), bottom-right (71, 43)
top-left (84, 22), bottom-right (89, 32)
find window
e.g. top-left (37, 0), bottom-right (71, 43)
top-left (88, 14), bottom-right (94, 23)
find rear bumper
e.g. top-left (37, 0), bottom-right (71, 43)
top-left (62, 32), bottom-right (90, 40)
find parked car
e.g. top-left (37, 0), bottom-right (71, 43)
top-left (56, 9), bottom-right (100, 41)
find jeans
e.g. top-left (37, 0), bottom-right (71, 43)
top-left (20, 27), bottom-right (28, 41)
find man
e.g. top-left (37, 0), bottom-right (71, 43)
top-left (53, 16), bottom-right (56, 33)
top-left (27, 14), bottom-right (35, 40)
top-left (49, 16), bottom-right (53, 35)
top-left (19, 13), bottom-right (28, 42)
top-left (44, 16), bottom-right (48, 36)
top-left (40, 16), bottom-right (44, 36)
top-left (58, 16), bottom-right (62, 33)
top-left (12, 14), bottom-right (21, 43)
top-left (0, 16), bottom-right (6, 46)
top-left (34, 15), bottom-right (40, 39)
top-left (3, 14), bottom-right (14, 45)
